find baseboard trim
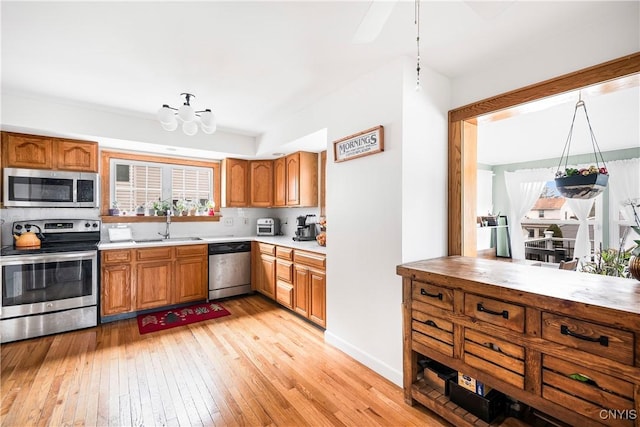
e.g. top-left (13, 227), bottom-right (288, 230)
top-left (324, 329), bottom-right (403, 387)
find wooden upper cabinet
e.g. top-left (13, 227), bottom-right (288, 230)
top-left (285, 151), bottom-right (318, 207)
top-left (249, 160), bottom-right (273, 207)
top-left (273, 157), bottom-right (286, 207)
top-left (222, 158), bottom-right (249, 207)
top-left (55, 139), bottom-right (98, 172)
top-left (2, 132), bottom-right (98, 172)
top-left (2, 132), bottom-right (54, 169)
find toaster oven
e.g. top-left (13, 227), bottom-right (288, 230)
top-left (256, 218), bottom-right (280, 236)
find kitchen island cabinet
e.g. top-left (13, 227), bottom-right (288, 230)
top-left (100, 244), bottom-right (208, 320)
top-left (396, 256), bottom-right (640, 427)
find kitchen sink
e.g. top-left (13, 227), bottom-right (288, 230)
top-left (134, 237), bottom-right (202, 243)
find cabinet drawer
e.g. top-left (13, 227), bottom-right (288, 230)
top-left (258, 243), bottom-right (276, 256)
top-left (276, 280), bottom-right (294, 309)
top-left (136, 246), bottom-right (173, 261)
top-left (464, 328), bottom-right (525, 390)
top-left (412, 310), bottom-right (453, 358)
top-left (276, 246), bottom-right (293, 260)
top-left (464, 294), bottom-right (524, 333)
top-left (176, 244), bottom-right (207, 258)
top-left (102, 249), bottom-right (132, 264)
top-left (542, 354), bottom-right (634, 426)
top-left (276, 259), bottom-right (293, 282)
top-left (412, 281), bottom-right (453, 311)
top-left (294, 250), bottom-right (325, 269)
top-left (541, 313), bottom-right (634, 365)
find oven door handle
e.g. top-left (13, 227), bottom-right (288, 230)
top-left (0, 250), bottom-right (97, 266)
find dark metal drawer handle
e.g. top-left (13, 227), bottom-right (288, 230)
top-left (477, 303), bottom-right (509, 319)
top-left (425, 320), bottom-right (438, 328)
top-left (561, 325), bottom-right (609, 347)
top-left (420, 288), bottom-right (443, 300)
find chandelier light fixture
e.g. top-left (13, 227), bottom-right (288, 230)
top-left (157, 93), bottom-right (216, 136)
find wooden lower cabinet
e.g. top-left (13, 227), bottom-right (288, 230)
top-left (100, 244), bottom-right (208, 318)
top-left (397, 257), bottom-right (640, 427)
top-left (136, 261), bottom-right (172, 310)
top-left (101, 263), bottom-right (133, 316)
top-left (253, 243), bottom-right (326, 328)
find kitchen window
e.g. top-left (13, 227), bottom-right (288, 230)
top-left (101, 150), bottom-right (221, 219)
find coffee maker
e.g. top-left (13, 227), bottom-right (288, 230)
top-left (293, 214), bottom-right (317, 241)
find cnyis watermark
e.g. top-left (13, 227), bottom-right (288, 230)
top-left (599, 409), bottom-right (637, 421)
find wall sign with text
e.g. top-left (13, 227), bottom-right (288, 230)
top-left (333, 125), bottom-right (384, 163)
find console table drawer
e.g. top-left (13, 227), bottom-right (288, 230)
top-left (464, 294), bottom-right (525, 333)
top-left (412, 310), bottom-right (453, 357)
top-left (412, 281), bottom-right (454, 311)
top-left (542, 313), bottom-right (634, 365)
top-left (542, 354), bottom-right (635, 426)
top-left (463, 328), bottom-right (525, 389)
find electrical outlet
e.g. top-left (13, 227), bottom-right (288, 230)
top-left (243, 217), bottom-right (249, 225)
top-left (223, 217), bottom-right (233, 227)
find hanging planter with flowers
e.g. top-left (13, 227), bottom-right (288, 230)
top-left (554, 96), bottom-right (609, 199)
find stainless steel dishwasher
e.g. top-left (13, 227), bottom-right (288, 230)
top-left (208, 241), bottom-right (252, 300)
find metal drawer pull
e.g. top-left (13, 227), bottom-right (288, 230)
top-left (476, 303), bottom-right (509, 319)
top-left (420, 289), bottom-right (443, 300)
top-left (425, 320), bottom-right (438, 328)
top-left (560, 325), bottom-right (609, 347)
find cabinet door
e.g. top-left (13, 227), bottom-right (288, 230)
top-left (249, 160), bottom-right (273, 207)
top-left (309, 268), bottom-right (326, 327)
top-left (101, 264), bottom-right (133, 316)
top-left (55, 140), bottom-right (98, 172)
top-left (285, 152), bottom-right (300, 205)
top-left (259, 255), bottom-right (276, 299)
top-left (174, 256), bottom-right (208, 304)
top-left (294, 265), bottom-right (309, 317)
top-left (2, 133), bottom-right (53, 169)
top-left (298, 151), bottom-right (319, 207)
top-left (273, 157), bottom-right (286, 207)
top-left (224, 158), bottom-right (249, 207)
top-left (136, 261), bottom-right (172, 310)
top-left (276, 281), bottom-right (294, 309)
top-left (320, 150), bottom-right (326, 216)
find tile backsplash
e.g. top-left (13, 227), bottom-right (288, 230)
top-left (1, 206), bottom-right (323, 245)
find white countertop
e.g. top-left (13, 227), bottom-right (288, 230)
top-left (98, 235), bottom-right (326, 254)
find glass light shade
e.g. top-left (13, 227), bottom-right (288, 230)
top-left (178, 103), bottom-right (196, 122)
top-left (161, 118), bottom-right (178, 131)
top-left (182, 120), bottom-right (198, 136)
top-left (157, 106), bottom-right (175, 124)
top-left (200, 110), bottom-right (215, 127)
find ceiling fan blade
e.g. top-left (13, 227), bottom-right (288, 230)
top-left (352, 0), bottom-right (399, 44)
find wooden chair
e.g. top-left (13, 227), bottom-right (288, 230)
top-left (559, 259), bottom-right (578, 271)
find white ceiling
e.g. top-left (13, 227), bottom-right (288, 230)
top-left (1, 0), bottom-right (639, 154)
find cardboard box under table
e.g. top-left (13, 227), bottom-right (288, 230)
top-left (419, 358), bottom-right (457, 395)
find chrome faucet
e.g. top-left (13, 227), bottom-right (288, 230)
top-left (158, 211), bottom-right (172, 239)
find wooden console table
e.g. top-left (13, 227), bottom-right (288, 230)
top-left (397, 256), bottom-right (640, 427)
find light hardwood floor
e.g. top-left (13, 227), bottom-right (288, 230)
top-left (1, 294), bottom-right (449, 427)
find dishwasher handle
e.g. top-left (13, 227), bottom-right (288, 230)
top-left (208, 241), bottom-right (251, 255)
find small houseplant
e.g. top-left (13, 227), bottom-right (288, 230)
top-left (153, 199), bottom-right (170, 216)
top-left (108, 201), bottom-right (120, 216)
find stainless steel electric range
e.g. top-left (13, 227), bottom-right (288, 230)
top-left (0, 219), bottom-right (100, 343)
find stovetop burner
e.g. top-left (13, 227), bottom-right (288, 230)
top-left (3, 219), bottom-right (101, 257)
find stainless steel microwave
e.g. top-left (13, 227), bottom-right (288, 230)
top-left (3, 168), bottom-right (99, 208)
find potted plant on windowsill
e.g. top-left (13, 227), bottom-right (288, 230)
top-left (153, 199), bottom-right (170, 216)
top-left (108, 201), bottom-right (120, 216)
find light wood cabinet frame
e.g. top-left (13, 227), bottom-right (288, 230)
top-left (447, 52), bottom-right (640, 256)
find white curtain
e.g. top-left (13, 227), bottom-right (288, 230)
top-left (607, 158), bottom-right (640, 249)
top-left (504, 169), bottom-right (552, 259)
top-left (564, 198), bottom-right (595, 260)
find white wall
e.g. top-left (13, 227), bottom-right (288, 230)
top-left (258, 57), bottom-right (450, 386)
top-left (450, 3), bottom-right (639, 109)
top-left (1, 92), bottom-right (257, 159)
